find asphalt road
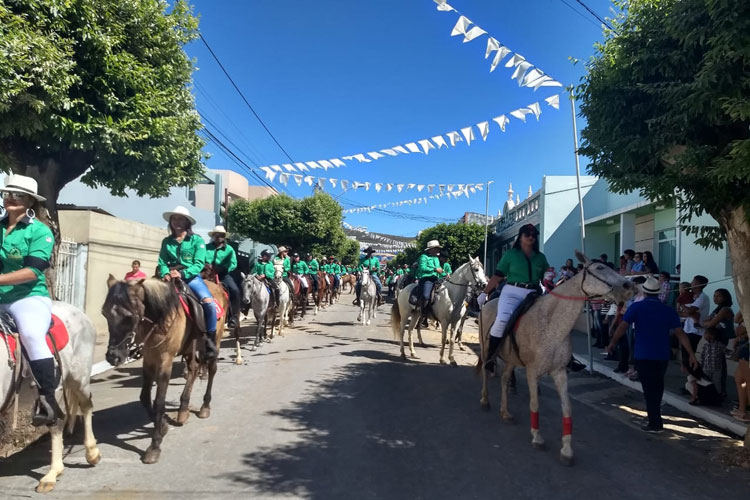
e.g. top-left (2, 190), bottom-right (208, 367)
top-left (1, 301), bottom-right (749, 499)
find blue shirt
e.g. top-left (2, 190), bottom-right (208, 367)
top-left (622, 297), bottom-right (681, 360)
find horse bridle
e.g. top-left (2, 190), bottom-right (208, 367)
top-left (445, 261), bottom-right (487, 289)
top-left (579, 262), bottom-right (615, 299)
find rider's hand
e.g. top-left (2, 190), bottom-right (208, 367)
top-left (477, 292), bottom-right (487, 307)
top-left (605, 342), bottom-right (614, 355)
top-left (162, 274), bottom-right (171, 282)
top-left (169, 269), bottom-right (181, 279)
top-left (436, 268), bottom-right (443, 274)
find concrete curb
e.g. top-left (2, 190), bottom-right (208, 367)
top-left (572, 353), bottom-right (747, 438)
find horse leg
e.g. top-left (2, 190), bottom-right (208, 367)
top-left (140, 362), bottom-right (156, 420)
top-left (480, 366), bottom-right (490, 411)
top-left (198, 359), bottom-right (218, 419)
top-left (456, 316), bottom-right (466, 351)
top-left (76, 389), bottom-right (101, 466)
top-left (234, 324), bottom-right (243, 365)
top-left (526, 369), bottom-right (544, 449)
top-left (143, 370), bottom-right (170, 464)
top-left (500, 362), bottom-right (515, 422)
top-left (176, 353), bottom-right (199, 425)
top-left (447, 324), bottom-right (458, 366)
top-left (36, 422), bottom-right (64, 493)
top-left (358, 301), bottom-right (364, 325)
top-left (551, 368), bottom-right (574, 465)
top-left (407, 315), bottom-right (418, 358)
top-left (438, 322), bottom-right (448, 365)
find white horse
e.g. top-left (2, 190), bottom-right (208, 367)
top-left (0, 302), bottom-right (101, 493)
top-left (357, 269), bottom-right (377, 326)
top-left (477, 251), bottom-right (633, 465)
top-left (241, 274), bottom-right (274, 349)
top-left (392, 257), bottom-right (488, 364)
top-left (274, 272), bottom-right (291, 336)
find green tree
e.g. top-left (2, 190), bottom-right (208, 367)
top-left (577, 0), bottom-right (750, 444)
top-left (0, 0), bottom-right (205, 232)
top-left (392, 223), bottom-right (488, 271)
top-left (340, 239), bottom-right (360, 266)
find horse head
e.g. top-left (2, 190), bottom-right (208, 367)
top-left (360, 268), bottom-right (371, 286)
top-left (452, 255), bottom-right (488, 288)
top-left (241, 273), bottom-right (262, 305)
top-left (103, 275), bottom-right (145, 366)
top-left (575, 250), bottom-right (634, 303)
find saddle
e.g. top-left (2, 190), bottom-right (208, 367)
top-left (502, 291), bottom-right (540, 359)
top-left (175, 281), bottom-right (228, 332)
top-left (408, 279), bottom-right (441, 308)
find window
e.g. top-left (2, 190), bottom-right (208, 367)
top-left (656, 228), bottom-right (677, 274)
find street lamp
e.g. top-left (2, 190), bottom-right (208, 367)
top-left (483, 180), bottom-right (494, 271)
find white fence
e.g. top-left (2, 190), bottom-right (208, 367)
top-left (54, 238), bottom-right (87, 310)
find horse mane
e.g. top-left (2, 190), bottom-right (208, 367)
top-left (104, 281), bottom-right (134, 311)
top-left (139, 279), bottom-right (181, 328)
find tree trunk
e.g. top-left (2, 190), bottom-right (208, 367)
top-left (720, 205), bottom-right (750, 448)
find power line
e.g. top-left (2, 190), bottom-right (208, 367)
top-left (574, 0), bottom-right (614, 30)
top-left (199, 33), bottom-right (296, 163)
top-left (555, 0), bottom-right (603, 30)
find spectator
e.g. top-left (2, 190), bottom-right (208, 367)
top-left (623, 249), bottom-right (636, 274)
top-left (630, 252), bottom-right (645, 273)
top-left (600, 253), bottom-right (615, 270)
top-left (642, 251), bottom-right (659, 274)
top-left (680, 275), bottom-right (710, 371)
top-left (657, 271), bottom-right (672, 305)
top-left (676, 281), bottom-right (693, 314)
top-left (686, 327), bottom-right (724, 406)
top-left (675, 263), bottom-right (681, 276)
top-left (618, 255), bottom-right (627, 274)
top-left (542, 267), bottom-right (556, 292)
top-left (731, 312), bottom-right (750, 422)
top-left (702, 288), bottom-right (734, 397)
top-left (124, 260), bottom-right (147, 280)
top-left (607, 276), bottom-right (698, 433)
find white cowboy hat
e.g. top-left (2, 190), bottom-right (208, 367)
top-left (277, 246), bottom-right (288, 253)
top-left (0, 174), bottom-right (46, 202)
top-left (424, 240), bottom-right (442, 251)
top-left (162, 205), bottom-right (196, 225)
top-left (639, 276), bottom-right (661, 294)
top-left (208, 225), bottom-right (227, 237)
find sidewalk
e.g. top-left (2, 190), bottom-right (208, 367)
top-left (570, 329), bottom-right (747, 438)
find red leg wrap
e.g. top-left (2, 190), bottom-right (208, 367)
top-left (531, 411), bottom-right (539, 430)
top-left (562, 417), bottom-right (573, 436)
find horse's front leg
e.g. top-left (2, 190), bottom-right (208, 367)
top-left (143, 370), bottom-right (171, 464)
top-left (234, 324), bottom-right (243, 364)
top-left (198, 359), bottom-right (218, 419)
top-left (447, 323), bottom-right (458, 366)
top-left (139, 363), bottom-right (155, 420)
top-left (77, 390), bottom-right (101, 466)
top-left (526, 369), bottom-right (544, 450)
top-left (176, 351), bottom-right (199, 425)
top-left (438, 322), bottom-right (448, 365)
top-left (36, 422), bottom-right (64, 493)
top-left (551, 368), bottom-right (574, 465)
top-left (500, 362), bottom-right (515, 422)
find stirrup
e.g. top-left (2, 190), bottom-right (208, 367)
top-left (32, 395), bottom-right (61, 427)
top-left (203, 332), bottom-right (218, 360)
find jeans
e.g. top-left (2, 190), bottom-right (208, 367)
top-left (634, 359), bottom-right (669, 429)
top-left (187, 275), bottom-right (217, 332)
top-left (220, 274), bottom-right (241, 321)
top-left (617, 329), bottom-right (630, 372)
top-left (356, 275), bottom-right (382, 297)
top-left (418, 277), bottom-right (437, 306)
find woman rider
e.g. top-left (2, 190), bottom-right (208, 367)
top-left (479, 224), bottom-right (548, 372)
top-left (305, 253), bottom-right (319, 295)
top-left (157, 206), bottom-right (217, 360)
top-left (291, 253), bottom-right (309, 295)
top-left (0, 175), bottom-right (57, 426)
top-left (273, 246), bottom-right (294, 295)
top-left (416, 240), bottom-right (443, 315)
top-left (354, 247), bottom-right (382, 306)
top-left (206, 225), bottom-right (239, 328)
top-left (438, 248), bottom-right (452, 279)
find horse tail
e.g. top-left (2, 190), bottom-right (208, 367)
top-left (391, 301), bottom-right (401, 340)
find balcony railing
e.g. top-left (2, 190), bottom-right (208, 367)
top-left (495, 194), bottom-right (540, 233)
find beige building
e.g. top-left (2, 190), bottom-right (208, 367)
top-left (194, 169), bottom-right (277, 215)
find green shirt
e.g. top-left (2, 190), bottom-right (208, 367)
top-left (205, 242), bottom-right (237, 275)
top-left (439, 262), bottom-right (452, 279)
top-left (395, 269), bottom-right (404, 276)
top-left (416, 253), bottom-right (440, 279)
top-left (322, 263), bottom-right (330, 273)
top-left (496, 248), bottom-right (549, 285)
top-left (253, 260), bottom-right (275, 279)
top-left (307, 259), bottom-right (319, 274)
top-left (292, 260), bottom-right (309, 275)
top-left (273, 256), bottom-right (291, 277)
top-left (332, 263), bottom-right (341, 274)
top-left (157, 233), bottom-right (206, 281)
top-left (360, 256), bottom-right (380, 275)
top-left (0, 216), bottom-right (54, 304)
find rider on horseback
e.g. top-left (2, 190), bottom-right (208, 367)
top-left (0, 175), bottom-right (58, 426)
top-left (254, 250), bottom-right (276, 304)
top-left (273, 246), bottom-right (295, 295)
top-left (438, 249), bottom-right (452, 279)
top-left (479, 224), bottom-right (548, 372)
top-left (158, 206), bottom-right (218, 360)
top-left (329, 256), bottom-right (341, 291)
top-left (206, 225), bottom-right (240, 328)
top-left (354, 247), bottom-right (382, 306)
top-left (305, 253), bottom-right (319, 295)
top-left (415, 240), bottom-right (443, 317)
top-left (291, 253), bottom-right (309, 295)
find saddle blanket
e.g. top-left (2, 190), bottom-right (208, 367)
top-left (1, 314), bottom-right (69, 363)
top-left (178, 295), bottom-right (225, 321)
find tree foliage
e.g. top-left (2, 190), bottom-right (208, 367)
top-left (577, 0), bottom-right (750, 249)
top-left (0, 0), bottom-right (205, 202)
top-left (227, 192), bottom-right (354, 259)
top-left (391, 223), bottom-right (487, 270)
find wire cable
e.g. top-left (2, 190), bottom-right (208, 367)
top-left (555, 0), bottom-right (603, 30)
top-left (574, 0), bottom-right (614, 30)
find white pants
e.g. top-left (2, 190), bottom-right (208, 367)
top-left (0, 296), bottom-right (53, 361)
top-left (489, 285), bottom-right (535, 338)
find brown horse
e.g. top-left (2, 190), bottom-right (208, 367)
top-left (342, 273), bottom-right (357, 294)
top-left (326, 273), bottom-right (340, 305)
top-left (103, 276), bottom-right (227, 464)
top-left (201, 266), bottom-right (243, 365)
top-left (313, 272), bottom-right (328, 314)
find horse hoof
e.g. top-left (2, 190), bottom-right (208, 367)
top-left (36, 481), bottom-right (56, 493)
top-left (439, 358), bottom-right (447, 365)
top-left (198, 407), bottom-right (211, 419)
top-left (142, 447), bottom-right (161, 464)
top-left (532, 441), bottom-right (546, 450)
top-left (400, 353), bottom-right (407, 360)
top-left (501, 414), bottom-right (515, 424)
top-left (559, 454), bottom-right (575, 466)
top-left (450, 359), bottom-right (458, 367)
top-left (176, 410), bottom-right (190, 425)
top-left (480, 401), bottom-right (491, 412)
top-left (235, 358), bottom-right (243, 365)
top-left (410, 353), bottom-right (418, 359)
top-left (86, 448), bottom-right (102, 466)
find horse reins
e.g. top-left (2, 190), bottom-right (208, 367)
top-left (548, 263), bottom-right (614, 301)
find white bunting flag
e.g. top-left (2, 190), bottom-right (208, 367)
top-left (279, 173), bottom-right (289, 185)
top-left (476, 183), bottom-right (484, 190)
top-left (439, 184), bottom-right (445, 194)
top-left (329, 178), bottom-right (338, 188)
top-left (318, 160), bottom-right (334, 170)
top-left (386, 183), bottom-right (393, 192)
top-left (528, 102), bottom-right (542, 121)
top-left (330, 158), bottom-right (346, 167)
top-left (365, 182), bottom-right (371, 191)
top-left (448, 184), bottom-right (455, 191)
top-left (418, 139), bottom-right (435, 154)
top-left (427, 185), bottom-right (435, 194)
top-left (407, 183), bottom-right (416, 191)
top-left (522, 68), bottom-right (545, 87)
top-left (446, 131), bottom-right (463, 147)
top-left (353, 154), bottom-right (371, 163)
top-left (463, 26), bottom-right (486, 43)
top-left (380, 149), bottom-right (398, 156)
top-left (461, 126), bottom-right (475, 145)
top-left (283, 163), bottom-right (297, 172)
top-left (367, 151), bottom-right (384, 160)
top-left (490, 46), bottom-right (512, 72)
top-left (392, 145), bottom-right (410, 155)
top-left (261, 167), bottom-right (277, 182)
top-left (304, 176), bottom-right (314, 186)
top-left (435, 1), bottom-right (455, 12)
top-left (293, 175), bottom-right (303, 186)
top-left (511, 61), bottom-right (534, 84)
top-left (485, 37), bottom-right (500, 58)
top-left (451, 16), bottom-right (471, 37)
top-left (341, 180), bottom-right (349, 191)
top-left (316, 178), bottom-right (324, 189)
top-left (510, 107), bottom-right (533, 122)
top-left (505, 53), bottom-right (526, 68)
top-left (417, 185), bottom-right (425, 192)
top-left (493, 114), bottom-right (510, 132)
top-left (375, 183), bottom-right (382, 192)
top-left (477, 121), bottom-right (490, 141)
top-left (431, 135), bottom-right (448, 149)
top-left (270, 165), bottom-right (282, 172)
top-left (306, 161), bottom-right (322, 170)
top-left (397, 184), bottom-right (404, 193)
top-left (405, 142), bottom-right (421, 154)
top-left (295, 162), bottom-right (309, 172)
top-left (545, 94), bottom-right (560, 109)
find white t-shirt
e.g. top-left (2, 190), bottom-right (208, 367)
top-left (683, 292), bottom-right (710, 336)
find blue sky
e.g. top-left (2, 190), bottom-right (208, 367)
top-left (187, 0), bottom-right (614, 236)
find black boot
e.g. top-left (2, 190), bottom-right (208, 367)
top-left (29, 358), bottom-right (61, 427)
top-left (227, 316), bottom-right (238, 329)
top-left (484, 335), bottom-right (503, 373)
top-left (204, 331), bottom-right (218, 361)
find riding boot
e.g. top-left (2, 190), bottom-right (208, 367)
top-left (484, 335), bottom-right (503, 373)
top-left (29, 358), bottom-right (62, 427)
top-left (228, 316), bottom-right (238, 329)
top-left (204, 330), bottom-right (218, 361)
top-left (353, 288), bottom-right (361, 306)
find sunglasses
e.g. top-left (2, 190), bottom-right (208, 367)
top-left (2, 191), bottom-right (30, 201)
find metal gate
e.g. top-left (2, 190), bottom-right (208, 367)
top-left (54, 238), bottom-right (87, 310)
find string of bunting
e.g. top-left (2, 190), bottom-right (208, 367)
top-left (433, 0), bottom-right (564, 90)
top-left (342, 185), bottom-right (481, 214)
top-left (343, 222), bottom-right (414, 249)
top-left (256, 96), bottom-right (559, 174)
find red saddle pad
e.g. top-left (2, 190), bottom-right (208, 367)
top-left (1, 314), bottom-right (69, 363)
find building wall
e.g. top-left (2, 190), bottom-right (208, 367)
top-left (59, 211), bottom-right (165, 333)
top-left (634, 214), bottom-right (655, 252)
top-left (679, 212), bottom-right (733, 302)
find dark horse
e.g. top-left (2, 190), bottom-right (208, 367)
top-left (103, 276), bottom-right (227, 464)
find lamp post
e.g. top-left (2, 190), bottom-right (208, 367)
top-left (483, 180), bottom-right (494, 271)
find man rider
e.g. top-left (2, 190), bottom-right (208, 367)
top-left (438, 249), bottom-right (452, 279)
top-left (273, 246), bottom-right (295, 296)
top-left (254, 249), bottom-right (277, 304)
top-left (354, 247), bottom-right (382, 306)
top-left (291, 253), bottom-right (309, 295)
top-left (305, 253), bottom-right (319, 295)
top-left (206, 225), bottom-right (240, 328)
